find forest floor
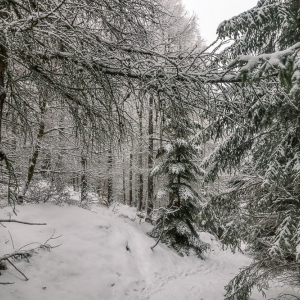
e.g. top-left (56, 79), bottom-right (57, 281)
top-left (0, 198), bottom-right (298, 300)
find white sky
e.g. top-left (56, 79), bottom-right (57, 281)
top-left (181, 0), bottom-right (258, 44)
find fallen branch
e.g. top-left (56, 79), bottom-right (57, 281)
top-left (0, 251), bottom-right (32, 261)
top-left (0, 231), bottom-right (61, 281)
top-left (0, 282), bottom-right (14, 285)
top-left (7, 258), bottom-right (28, 281)
top-left (0, 220), bottom-right (47, 225)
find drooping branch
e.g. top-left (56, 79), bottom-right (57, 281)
top-left (21, 49), bottom-right (248, 85)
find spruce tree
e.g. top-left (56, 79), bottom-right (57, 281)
top-left (199, 1), bottom-right (300, 299)
top-left (148, 117), bottom-right (209, 257)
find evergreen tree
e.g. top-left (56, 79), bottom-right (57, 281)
top-left (199, 1), bottom-right (300, 299)
top-left (148, 117), bottom-right (209, 257)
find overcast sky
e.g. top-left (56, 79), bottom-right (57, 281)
top-left (181, 0), bottom-right (258, 44)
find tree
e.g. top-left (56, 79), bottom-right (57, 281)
top-left (148, 113), bottom-right (209, 257)
top-left (147, 95), bottom-right (154, 215)
top-left (199, 1), bottom-right (300, 299)
top-left (0, 0), bottom-right (212, 203)
top-left (136, 101), bottom-right (144, 211)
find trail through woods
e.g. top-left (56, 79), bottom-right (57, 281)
top-left (0, 200), bottom-right (297, 300)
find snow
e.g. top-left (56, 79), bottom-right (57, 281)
top-left (168, 163), bottom-right (185, 175)
top-left (178, 185), bottom-right (194, 200)
top-left (0, 202), bottom-right (298, 300)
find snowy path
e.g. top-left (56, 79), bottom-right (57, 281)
top-left (0, 203), bottom-right (298, 300)
top-left (130, 257), bottom-right (294, 300)
top-left (128, 242), bottom-right (290, 300)
top-left (132, 260), bottom-right (228, 300)
top-left (104, 205), bottom-right (296, 300)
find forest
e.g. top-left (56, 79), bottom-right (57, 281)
top-left (1, 0), bottom-right (300, 299)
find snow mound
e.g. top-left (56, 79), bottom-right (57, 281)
top-left (0, 203), bottom-right (297, 300)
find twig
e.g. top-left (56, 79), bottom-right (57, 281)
top-left (0, 282), bottom-right (14, 285)
top-left (6, 258), bottom-right (28, 281)
top-left (8, 231), bottom-right (14, 249)
top-left (44, 230), bottom-right (62, 243)
top-left (40, 230), bottom-right (63, 250)
top-left (151, 215), bottom-right (165, 251)
top-left (18, 242), bottom-right (41, 251)
top-left (111, 201), bottom-right (117, 212)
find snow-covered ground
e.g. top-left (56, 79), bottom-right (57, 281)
top-left (0, 201), bottom-right (298, 300)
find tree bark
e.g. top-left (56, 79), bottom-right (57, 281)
top-left (147, 95), bottom-right (154, 216)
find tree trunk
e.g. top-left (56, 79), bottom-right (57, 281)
top-left (107, 144), bottom-right (113, 204)
top-left (0, 19), bottom-right (8, 202)
top-left (176, 154), bottom-right (181, 207)
top-left (168, 175), bottom-right (174, 207)
top-left (72, 177), bottom-right (76, 191)
top-left (80, 154), bottom-right (87, 202)
top-left (55, 115), bottom-right (65, 191)
top-left (137, 105), bottom-right (143, 211)
top-left (22, 99), bottom-right (47, 197)
top-left (129, 146), bottom-right (133, 206)
top-left (0, 11), bottom-right (7, 144)
top-left (147, 95), bottom-right (154, 216)
top-left (122, 149), bottom-right (126, 204)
